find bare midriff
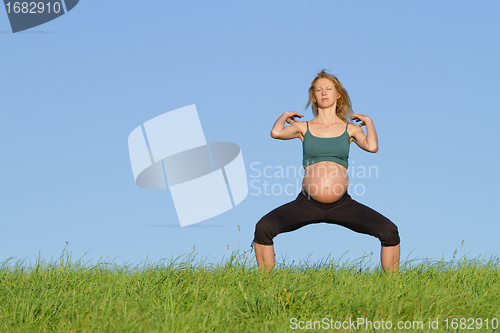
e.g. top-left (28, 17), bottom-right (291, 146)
top-left (302, 161), bottom-right (349, 203)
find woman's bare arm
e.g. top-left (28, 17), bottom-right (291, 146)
top-left (270, 112), bottom-right (304, 140)
top-left (349, 114), bottom-right (379, 153)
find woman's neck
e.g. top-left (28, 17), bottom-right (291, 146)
top-left (315, 107), bottom-right (343, 125)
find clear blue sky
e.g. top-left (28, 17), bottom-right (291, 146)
top-left (1, 1), bottom-right (499, 267)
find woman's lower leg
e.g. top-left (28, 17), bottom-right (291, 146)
top-left (381, 244), bottom-right (400, 272)
top-left (254, 243), bottom-right (275, 272)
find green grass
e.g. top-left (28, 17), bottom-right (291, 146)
top-left (1, 250), bottom-right (499, 332)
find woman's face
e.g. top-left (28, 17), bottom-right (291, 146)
top-left (313, 78), bottom-right (339, 109)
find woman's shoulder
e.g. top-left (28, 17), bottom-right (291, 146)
top-left (346, 122), bottom-right (367, 145)
top-left (296, 120), bottom-right (308, 129)
top-left (289, 121), bottom-right (308, 139)
top-left (346, 121), bottom-right (359, 130)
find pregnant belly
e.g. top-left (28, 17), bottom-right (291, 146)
top-left (302, 161), bottom-right (349, 203)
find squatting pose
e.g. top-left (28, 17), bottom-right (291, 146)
top-left (253, 70), bottom-right (400, 272)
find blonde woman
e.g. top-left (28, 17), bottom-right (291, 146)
top-left (253, 70), bottom-right (400, 272)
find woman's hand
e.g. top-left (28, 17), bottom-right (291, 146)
top-left (350, 113), bottom-right (372, 127)
top-left (285, 111), bottom-right (304, 124)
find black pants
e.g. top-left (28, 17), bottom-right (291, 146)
top-left (253, 190), bottom-right (400, 247)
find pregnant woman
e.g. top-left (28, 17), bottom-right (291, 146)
top-left (253, 70), bottom-right (400, 272)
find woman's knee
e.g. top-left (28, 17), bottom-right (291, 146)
top-left (379, 221), bottom-right (400, 247)
top-left (253, 218), bottom-right (276, 246)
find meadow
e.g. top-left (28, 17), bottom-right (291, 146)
top-left (1, 249), bottom-right (499, 332)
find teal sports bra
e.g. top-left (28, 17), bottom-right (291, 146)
top-left (302, 121), bottom-right (350, 168)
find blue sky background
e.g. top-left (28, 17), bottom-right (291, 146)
top-left (1, 1), bottom-right (499, 268)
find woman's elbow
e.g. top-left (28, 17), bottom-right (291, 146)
top-left (270, 130), bottom-right (280, 139)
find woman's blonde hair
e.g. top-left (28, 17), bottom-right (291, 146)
top-left (305, 70), bottom-right (353, 122)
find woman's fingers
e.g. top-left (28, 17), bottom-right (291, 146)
top-left (351, 117), bottom-right (366, 126)
top-left (286, 113), bottom-right (303, 124)
top-left (350, 114), bottom-right (366, 120)
top-left (350, 114), bottom-right (369, 126)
